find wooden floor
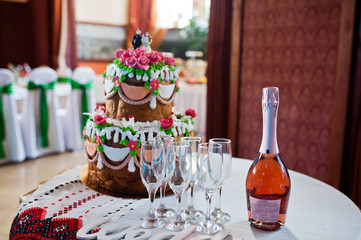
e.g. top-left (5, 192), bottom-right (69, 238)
top-left (0, 151), bottom-right (85, 239)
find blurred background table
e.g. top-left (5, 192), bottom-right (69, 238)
top-left (10, 158), bottom-right (361, 239)
top-left (174, 81), bottom-right (207, 139)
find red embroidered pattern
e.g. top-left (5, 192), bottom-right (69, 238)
top-left (10, 207), bottom-right (82, 240)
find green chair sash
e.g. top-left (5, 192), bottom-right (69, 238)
top-left (28, 81), bottom-right (56, 148)
top-left (70, 80), bottom-right (93, 131)
top-left (0, 83), bottom-right (13, 158)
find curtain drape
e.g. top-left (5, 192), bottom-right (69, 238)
top-left (205, 0), bottom-right (233, 139)
top-left (127, 0), bottom-right (167, 50)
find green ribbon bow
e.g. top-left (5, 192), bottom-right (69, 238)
top-left (0, 83), bottom-right (13, 158)
top-left (70, 80), bottom-right (93, 131)
top-left (28, 81), bottom-right (55, 148)
top-left (57, 77), bottom-right (73, 83)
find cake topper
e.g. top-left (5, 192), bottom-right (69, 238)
top-left (141, 31), bottom-right (152, 53)
top-left (132, 28), bottom-right (142, 49)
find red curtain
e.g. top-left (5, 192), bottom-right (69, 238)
top-left (205, 0), bottom-right (233, 139)
top-left (126, 0), bottom-right (167, 50)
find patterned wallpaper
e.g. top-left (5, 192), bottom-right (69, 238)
top-left (237, 0), bottom-right (342, 182)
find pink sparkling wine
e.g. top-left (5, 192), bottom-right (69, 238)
top-left (245, 87), bottom-right (291, 231)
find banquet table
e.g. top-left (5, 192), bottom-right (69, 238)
top-left (10, 158), bottom-right (361, 240)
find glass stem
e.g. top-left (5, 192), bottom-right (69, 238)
top-left (215, 186), bottom-right (222, 210)
top-left (175, 191), bottom-right (183, 220)
top-left (188, 182), bottom-right (195, 208)
top-left (161, 181), bottom-right (167, 204)
top-left (148, 188), bottom-right (156, 218)
top-left (205, 192), bottom-right (213, 221)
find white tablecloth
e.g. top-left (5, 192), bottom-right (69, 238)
top-left (13, 157), bottom-right (361, 239)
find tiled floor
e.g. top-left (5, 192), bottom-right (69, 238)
top-left (0, 151), bottom-right (85, 239)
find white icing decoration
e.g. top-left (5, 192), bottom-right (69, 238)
top-left (155, 70), bottom-right (160, 79)
top-left (122, 70), bottom-right (128, 76)
top-left (103, 144), bottom-right (130, 162)
top-left (142, 73), bottom-right (149, 82)
top-left (148, 131), bottom-right (153, 141)
top-left (106, 64), bottom-right (117, 77)
top-left (128, 157), bottom-right (136, 172)
top-left (136, 74), bottom-right (142, 80)
top-left (97, 151), bottom-right (104, 169)
top-left (172, 128), bottom-right (178, 137)
top-left (159, 84), bottom-right (175, 99)
top-left (150, 95), bottom-right (157, 109)
top-left (104, 79), bottom-right (114, 93)
top-left (128, 72), bottom-right (134, 78)
top-left (150, 71), bottom-right (155, 79)
top-left (113, 132), bottom-right (119, 143)
top-left (140, 133), bottom-right (145, 142)
top-left (160, 68), bottom-right (165, 79)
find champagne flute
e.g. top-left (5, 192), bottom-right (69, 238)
top-left (155, 135), bottom-right (175, 218)
top-left (165, 141), bottom-right (192, 231)
top-left (180, 137), bottom-right (204, 221)
top-left (139, 140), bottom-right (166, 228)
top-left (210, 138), bottom-right (232, 223)
top-left (197, 142), bottom-right (223, 234)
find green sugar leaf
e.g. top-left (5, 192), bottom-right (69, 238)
top-left (153, 88), bottom-right (159, 96)
top-left (144, 81), bottom-right (151, 89)
top-left (136, 68), bottom-right (144, 76)
top-left (120, 75), bottom-right (127, 82)
top-left (113, 86), bottom-right (118, 92)
top-left (98, 145), bottom-right (104, 152)
top-left (120, 138), bottom-right (129, 146)
top-left (127, 67), bottom-right (135, 73)
top-left (129, 150), bottom-right (137, 156)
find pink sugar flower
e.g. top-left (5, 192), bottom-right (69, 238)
top-left (134, 48), bottom-right (146, 58)
top-left (164, 55), bottom-right (175, 66)
top-left (147, 51), bottom-right (162, 63)
top-left (95, 135), bottom-right (102, 145)
top-left (149, 79), bottom-right (160, 90)
top-left (160, 118), bottom-right (173, 130)
top-left (93, 115), bottom-right (107, 125)
top-left (137, 55), bottom-right (150, 70)
top-left (125, 57), bottom-right (137, 68)
top-left (127, 140), bottom-right (139, 151)
top-left (185, 109), bottom-right (197, 118)
top-left (113, 76), bottom-right (121, 87)
top-left (115, 49), bottom-right (125, 58)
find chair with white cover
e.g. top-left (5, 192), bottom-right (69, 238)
top-left (0, 69), bottom-right (26, 163)
top-left (62, 67), bottom-right (96, 151)
top-left (22, 67), bottom-right (65, 158)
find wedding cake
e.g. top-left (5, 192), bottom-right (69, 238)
top-left (82, 31), bottom-right (196, 197)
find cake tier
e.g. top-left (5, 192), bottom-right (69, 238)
top-left (103, 49), bottom-right (179, 121)
top-left (104, 80), bottom-right (173, 122)
top-left (83, 108), bottom-right (195, 197)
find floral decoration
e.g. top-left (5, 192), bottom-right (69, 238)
top-left (160, 117), bottom-right (174, 135)
top-left (94, 135), bottom-right (105, 152)
top-left (112, 76), bottom-right (121, 91)
top-left (120, 139), bottom-right (142, 156)
top-left (185, 108), bottom-right (197, 118)
top-left (93, 115), bottom-right (113, 129)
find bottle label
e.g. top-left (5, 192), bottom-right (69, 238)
top-left (250, 196), bottom-right (281, 222)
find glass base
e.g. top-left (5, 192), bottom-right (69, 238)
top-left (212, 209), bottom-right (230, 223)
top-left (197, 219), bottom-right (222, 234)
top-left (181, 207), bottom-right (204, 222)
top-left (141, 217), bottom-right (159, 229)
top-left (156, 206), bottom-right (176, 218)
top-left (165, 218), bottom-right (187, 231)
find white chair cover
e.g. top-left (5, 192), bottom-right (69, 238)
top-left (0, 69), bottom-right (26, 162)
top-left (22, 67), bottom-right (65, 158)
top-left (62, 67), bottom-right (96, 151)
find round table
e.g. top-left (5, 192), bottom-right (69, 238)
top-left (10, 158), bottom-right (361, 240)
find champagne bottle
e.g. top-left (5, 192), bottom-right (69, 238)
top-left (245, 87), bottom-right (291, 231)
